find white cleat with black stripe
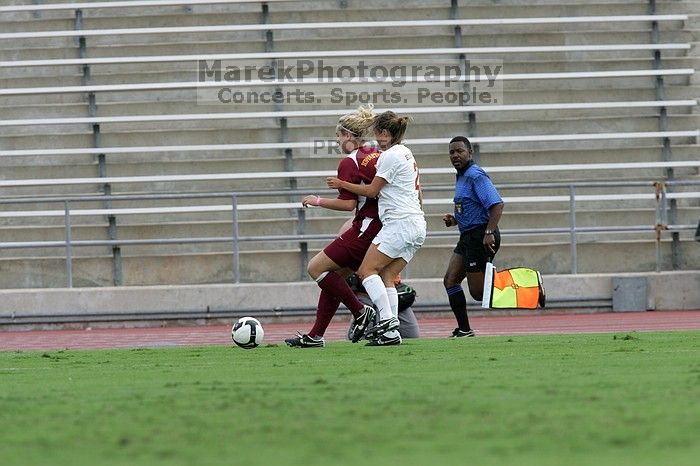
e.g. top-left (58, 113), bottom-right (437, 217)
top-left (364, 316), bottom-right (400, 340)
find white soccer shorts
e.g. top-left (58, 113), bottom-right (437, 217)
top-left (372, 215), bottom-right (426, 263)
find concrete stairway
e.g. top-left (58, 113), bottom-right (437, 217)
top-left (0, 0), bottom-right (698, 287)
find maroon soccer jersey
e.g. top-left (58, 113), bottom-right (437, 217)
top-left (335, 156), bottom-right (361, 200)
top-left (351, 145), bottom-right (381, 226)
top-left (324, 145), bottom-right (382, 271)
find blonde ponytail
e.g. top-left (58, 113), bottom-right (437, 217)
top-left (337, 104), bottom-right (376, 139)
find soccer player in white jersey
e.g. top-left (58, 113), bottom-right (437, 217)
top-left (285, 105), bottom-right (380, 348)
top-left (327, 111), bottom-right (426, 345)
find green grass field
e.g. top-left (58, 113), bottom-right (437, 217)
top-left (1, 332), bottom-right (698, 466)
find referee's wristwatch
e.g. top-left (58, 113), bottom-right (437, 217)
top-left (485, 229), bottom-right (494, 235)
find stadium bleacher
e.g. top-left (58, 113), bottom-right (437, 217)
top-left (0, 0), bottom-right (698, 289)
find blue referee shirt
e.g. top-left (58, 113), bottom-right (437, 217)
top-left (453, 162), bottom-right (503, 233)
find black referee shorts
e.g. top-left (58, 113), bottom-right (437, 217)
top-left (453, 224), bottom-right (501, 272)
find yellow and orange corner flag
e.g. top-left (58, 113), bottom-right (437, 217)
top-left (482, 263), bottom-right (546, 309)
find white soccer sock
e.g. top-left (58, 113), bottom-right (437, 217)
top-left (386, 287), bottom-right (399, 318)
top-left (362, 274), bottom-right (393, 321)
top-left (384, 288), bottom-right (400, 339)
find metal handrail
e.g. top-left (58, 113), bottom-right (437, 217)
top-left (1, 161), bottom-right (698, 189)
top-left (0, 180), bottom-right (696, 286)
top-left (2, 179), bottom-right (699, 205)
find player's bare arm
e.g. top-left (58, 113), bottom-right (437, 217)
top-left (302, 195), bottom-right (357, 211)
top-left (326, 175), bottom-right (386, 198)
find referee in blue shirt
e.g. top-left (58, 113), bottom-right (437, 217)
top-left (443, 136), bottom-right (504, 337)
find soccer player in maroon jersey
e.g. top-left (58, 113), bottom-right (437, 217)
top-left (285, 106), bottom-right (381, 348)
top-left (327, 111), bottom-right (426, 346)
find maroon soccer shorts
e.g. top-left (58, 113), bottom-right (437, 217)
top-left (323, 218), bottom-right (382, 271)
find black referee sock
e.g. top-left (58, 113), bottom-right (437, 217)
top-left (446, 285), bottom-right (471, 331)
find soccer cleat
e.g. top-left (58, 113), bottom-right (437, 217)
top-left (366, 333), bottom-right (402, 346)
top-left (364, 316), bottom-right (400, 339)
top-left (349, 305), bottom-right (376, 343)
top-left (285, 332), bottom-right (325, 348)
top-left (451, 328), bottom-right (475, 338)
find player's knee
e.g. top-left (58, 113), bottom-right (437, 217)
top-left (379, 272), bottom-right (395, 287)
top-left (356, 266), bottom-right (379, 282)
top-left (307, 261), bottom-right (321, 280)
top-left (356, 268), bottom-right (370, 282)
top-left (443, 274), bottom-right (458, 289)
top-left (442, 275), bottom-right (455, 289)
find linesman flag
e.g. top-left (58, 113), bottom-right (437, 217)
top-left (482, 262), bottom-right (546, 309)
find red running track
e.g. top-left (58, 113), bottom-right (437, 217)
top-left (1, 311), bottom-right (698, 351)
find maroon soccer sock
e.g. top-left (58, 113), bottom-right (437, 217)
top-left (317, 271), bottom-right (364, 318)
top-left (309, 290), bottom-right (341, 337)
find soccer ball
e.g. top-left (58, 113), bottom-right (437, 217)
top-left (231, 317), bottom-right (264, 349)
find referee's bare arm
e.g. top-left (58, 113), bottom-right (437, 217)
top-left (485, 202), bottom-right (504, 233)
top-left (483, 202), bottom-right (505, 253)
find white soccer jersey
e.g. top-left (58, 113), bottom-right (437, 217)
top-left (374, 144), bottom-right (423, 221)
